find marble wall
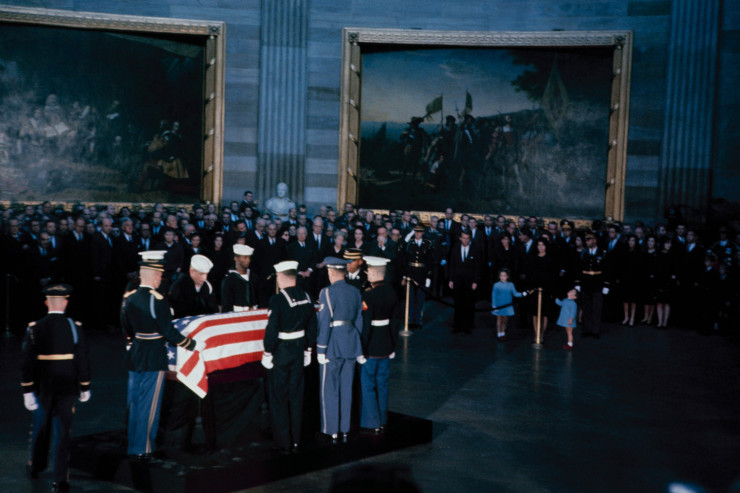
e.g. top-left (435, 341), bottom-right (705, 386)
top-left (2, 0), bottom-right (738, 224)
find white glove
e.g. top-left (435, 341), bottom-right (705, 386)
top-left (356, 355), bottom-right (367, 365)
top-left (425, 278), bottom-right (431, 288)
top-left (194, 339), bottom-right (206, 353)
top-left (303, 350), bottom-right (312, 367)
top-left (575, 285), bottom-right (581, 293)
top-left (24, 392), bottom-right (38, 411)
top-left (79, 390), bottom-right (91, 402)
top-left (317, 353), bottom-right (329, 365)
top-left (602, 287), bottom-right (610, 295)
top-left (389, 352), bottom-right (396, 359)
top-left (521, 291), bottom-right (528, 297)
top-left (404, 231), bottom-right (415, 243)
top-left (261, 352), bottom-right (274, 369)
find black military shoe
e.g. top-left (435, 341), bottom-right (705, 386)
top-left (52, 480), bottom-right (71, 492)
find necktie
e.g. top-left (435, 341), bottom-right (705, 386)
top-left (41, 248), bottom-right (46, 256)
top-left (462, 247), bottom-right (467, 262)
top-left (106, 235), bottom-right (112, 247)
top-left (270, 239), bottom-right (275, 246)
top-left (300, 242), bottom-right (305, 248)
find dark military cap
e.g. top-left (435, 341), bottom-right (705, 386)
top-left (343, 248), bottom-right (363, 260)
top-left (324, 257), bottom-right (350, 269)
top-left (413, 224), bottom-right (425, 232)
top-left (42, 283), bottom-right (73, 298)
top-left (139, 250), bottom-right (166, 272)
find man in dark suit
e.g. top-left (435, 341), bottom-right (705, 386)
top-left (260, 222), bottom-right (287, 303)
top-left (154, 229), bottom-right (183, 293)
top-left (516, 227), bottom-right (537, 327)
top-left (114, 218), bottom-right (140, 297)
top-left (285, 226), bottom-right (316, 294)
top-left (137, 223), bottom-right (153, 252)
top-left (448, 230), bottom-right (480, 333)
top-left (91, 216), bottom-right (116, 330)
top-left (307, 217), bottom-right (332, 297)
top-left (439, 207), bottom-right (462, 248)
top-left (59, 217), bottom-right (92, 324)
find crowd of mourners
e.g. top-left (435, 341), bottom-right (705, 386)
top-left (1, 191), bottom-right (738, 337)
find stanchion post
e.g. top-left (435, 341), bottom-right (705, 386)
top-left (532, 287), bottom-right (543, 349)
top-left (400, 276), bottom-right (412, 337)
top-left (4, 274), bottom-right (11, 337)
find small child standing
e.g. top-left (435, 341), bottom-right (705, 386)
top-left (555, 288), bottom-right (578, 350)
top-left (491, 268), bottom-right (526, 341)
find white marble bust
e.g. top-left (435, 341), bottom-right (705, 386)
top-left (264, 182), bottom-right (296, 219)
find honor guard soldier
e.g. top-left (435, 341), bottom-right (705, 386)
top-left (221, 244), bottom-right (258, 312)
top-left (317, 257), bottom-right (364, 442)
top-left (22, 284), bottom-right (90, 493)
top-left (343, 248), bottom-right (368, 291)
top-left (120, 251), bottom-right (203, 458)
top-left (261, 260), bottom-right (318, 454)
top-left (576, 233), bottom-right (610, 338)
top-left (402, 224), bottom-right (433, 328)
top-left (359, 257), bottom-right (398, 433)
top-left (169, 254), bottom-right (219, 318)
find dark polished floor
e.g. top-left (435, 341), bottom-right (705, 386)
top-left (2, 301), bottom-right (739, 493)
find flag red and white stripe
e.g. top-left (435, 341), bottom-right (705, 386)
top-left (172, 309), bottom-right (269, 398)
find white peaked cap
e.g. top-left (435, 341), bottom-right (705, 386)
top-left (139, 250), bottom-right (166, 261)
top-left (274, 260), bottom-right (299, 273)
top-left (364, 256), bottom-right (391, 267)
top-left (190, 254), bottom-right (213, 273)
top-left (233, 244), bottom-right (254, 256)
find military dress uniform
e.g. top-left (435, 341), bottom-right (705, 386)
top-left (359, 274), bottom-right (398, 431)
top-left (121, 284), bottom-right (197, 455)
top-left (21, 287), bottom-right (90, 489)
top-left (403, 230), bottom-right (433, 327)
top-left (262, 284), bottom-right (317, 451)
top-left (576, 245), bottom-right (610, 337)
top-left (317, 262), bottom-right (363, 438)
top-left (221, 269), bottom-right (257, 312)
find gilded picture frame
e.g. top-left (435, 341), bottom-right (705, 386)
top-left (0, 6), bottom-right (226, 207)
top-left (338, 28), bottom-right (632, 221)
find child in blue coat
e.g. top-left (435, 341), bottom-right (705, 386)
top-left (491, 268), bottom-right (526, 341)
top-left (555, 288), bottom-right (578, 350)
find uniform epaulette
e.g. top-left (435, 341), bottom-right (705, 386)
top-left (123, 290), bottom-right (137, 299)
top-left (75, 321), bottom-right (82, 326)
top-left (28, 321), bottom-right (36, 327)
top-left (149, 289), bottom-right (164, 300)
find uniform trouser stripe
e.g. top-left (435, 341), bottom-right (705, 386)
top-left (128, 371), bottom-right (165, 455)
top-left (146, 372), bottom-right (165, 454)
top-left (320, 363), bottom-right (328, 434)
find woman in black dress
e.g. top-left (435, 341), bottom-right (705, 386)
top-left (655, 237), bottom-right (678, 328)
top-left (528, 238), bottom-right (556, 335)
top-left (493, 233), bottom-right (518, 280)
top-left (640, 235), bottom-right (659, 325)
top-left (207, 233), bottom-right (231, 303)
top-left (620, 235), bottom-right (642, 326)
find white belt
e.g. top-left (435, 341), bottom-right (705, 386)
top-left (371, 319), bottom-right (390, 326)
top-left (330, 320), bottom-right (351, 327)
top-left (278, 330), bottom-right (305, 340)
top-left (233, 305), bottom-right (249, 312)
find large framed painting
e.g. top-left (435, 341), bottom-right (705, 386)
top-left (0, 6), bottom-right (225, 206)
top-left (339, 29), bottom-right (632, 221)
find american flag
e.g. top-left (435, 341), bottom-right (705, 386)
top-left (168, 309), bottom-right (270, 398)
